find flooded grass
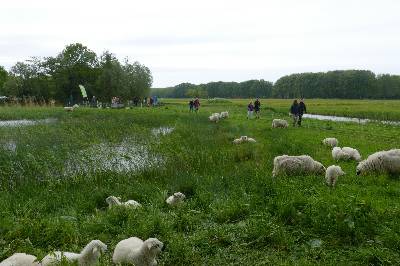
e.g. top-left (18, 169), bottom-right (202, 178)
top-left (0, 103), bottom-right (400, 265)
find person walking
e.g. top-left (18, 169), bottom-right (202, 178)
top-left (290, 99), bottom-right (299, 127)
top-left (254, 98), bottom-right (261, 119)
top-left (189, 99), bottom-right (194, 112)
top-left (298, 98), bottom-right (307, 126)
top-left (194, 97), bottom-right (200, 112)
top-left (247, 101), bottom-right (254, 119)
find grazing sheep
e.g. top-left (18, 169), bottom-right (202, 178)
top-left (209, 113), bottom-right (220, 123)
top-left (332, 147), bottom-right (351, 161)
top-left (272, 119), bottom-right (288, 128)
top-left (220, 111), bottom-right (229, 119)
top-left (272, 155), bottom-right (326, 177)
top-left (232, 136), bottom-right (256, 144)
top-left (166, 192), bottom-right (185, 206)
top-left (106, 196), bottom-right (142, 209)
top-left (0, 253), bottom-right (40, 266)
top-left (322, 138), bottom-right (338, 147)
top-left (325, 165), bottom-right (345, 187)
top-left (73, 104), bottom-right (80, 108)
top-left (41, 240), bottom-right (107, 266)
top-left (356, 149), bottom-right (400, 176)
top-left (64, 106), bottom-right (74, 112)
top-left (112, 237), bottom-right (163, 266)
top-left (342, 147), bottom-right (362, 161)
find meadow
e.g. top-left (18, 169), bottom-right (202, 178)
top-left (0, 99), bottom-right (400, 265)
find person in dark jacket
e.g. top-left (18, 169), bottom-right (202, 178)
top-left (290, 99), bottom-right (299, 127)
top-left (254, 98), bottom-right (261, 119)
top-left (189, 99), bottom-right (194, 112)
top-left (298, 98), bottom-right (307, 126)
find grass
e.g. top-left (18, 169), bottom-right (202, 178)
top-left (0, 100), bottom-right (400, 265)
top-left (166, 98), bottom-right (400, 121)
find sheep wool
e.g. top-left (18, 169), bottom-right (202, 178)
top-left (112, 237), bottom-right (163, 266)
top-left (332, 147), bottom-right (351, 161)
top-left (322, 138), bottom-right (338, 147)
top-left (272, 155), bottom-right (326, 177)
top-left (272, 119), bottom-right (288, 128)
top-left (166, 192), bottom-right (186, 206)
top-left (41, 240), bottom-right (107, 266)
top-left (325, 165), bottom-right (345, 187)
top-left (106, 196), bottom-right (142, 209)
top-left (356, 149), bottom-right (400, 176)
top-left (209, 113), bottom-right (220, 123)
top-left (342, 147), bottom-right (362, 161)
top-left (0, 253), bottom-right (40, 266)
top-left (220, 111), bottom-right (229, 119)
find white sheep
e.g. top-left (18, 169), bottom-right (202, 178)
top-left (220, 111), bottom-right (229, 119)
top-left (106, 196), bottom-right (142, 209)
top-left (64, 107), bottom-right (74, 112)
top-left (112, 237), bottom-right (163, 266)
top-left (272, 155), bottom-right (326, 177)
top-left (342, 147), bottom-right (362, 161)
top-left (166, 192), bottom-right (186, 206)
top-left (322, 138), bottom-right (338, 147)
top-left (41, 240), bottom-right (107, 266)
top-left (325, 165), bottom-right (345, 187)
top-left (356, 149), bottom-right (400, 176)
top-left (209, 113), bottom-right (220, 123)
top-left (332, 147), bottom-right (351, 161)
top-left (232, 136), bottom-right (256, 144)
top-left (272, 119), bottom-right (288, 128)
top-left (0, 253), bottom-right (40, 266)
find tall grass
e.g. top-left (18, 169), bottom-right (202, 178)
top-left (0, 102), bottom-right (400, 265)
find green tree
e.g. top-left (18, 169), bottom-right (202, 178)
top-left (121, 59), bottom-right (153, 100)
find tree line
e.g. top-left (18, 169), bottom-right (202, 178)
top-left (152, 70), bottom-right (400, 99)
top-left (0, 43), bottom-right (152, 104)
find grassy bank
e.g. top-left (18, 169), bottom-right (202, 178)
top-left (0, 102), bottom-right (400, 265)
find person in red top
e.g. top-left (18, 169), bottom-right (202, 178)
top-left (194, 97), bottom-right (200, 112)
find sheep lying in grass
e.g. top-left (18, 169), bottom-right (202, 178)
top-left (112, 237), bottom-right (163, 266)
top-left (232, 136), bottom-right (256, 144)
top-left (41, 240), bottom-right (107, 266)
top-left (272, 155), bottom-right (326, 177)
top-left (106, 196), bottom-right (142, 209)
top-left (322, 138), bottom-right (338, 147)
top-left (220, 111), bottom-right (229, 119)
top-left (0, 253), bottom-right (40, 266)
top-left (209, 113), bottom-right (220, 123)
top-left (64, 107), bottom-right (74, 112)
top-left (166, 192), bottom-right (185, 206)
top-left (356, 149), bottom-right (400, 176)
top-left (272, 119), bottom-right (288, 128)
top-left (325, 165), bottom-right (345, 187)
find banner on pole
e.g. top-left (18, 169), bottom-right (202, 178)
top-left (79, 85), bottom-right (87, 98)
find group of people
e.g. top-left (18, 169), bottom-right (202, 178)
top-left (247, 98), bottom-right (261, 119)
top-left (189, 98), bottom-right (201, 112)
top-left (290, 98), bottom-right (307, 126)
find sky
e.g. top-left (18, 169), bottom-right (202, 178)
top-left (1, 0), bottom-right (400, 87)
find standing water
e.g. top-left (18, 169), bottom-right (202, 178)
top-left (303, 114), bottom-right (400, 126)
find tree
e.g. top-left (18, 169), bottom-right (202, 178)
top-left (0, 66), bottom-right (8, 93)
top-left (95, 51), bottom-right (124, 102)
top-left (45, 43), bottom-right (99, 102)
top-left (121, 59), bottom-right (153, 99)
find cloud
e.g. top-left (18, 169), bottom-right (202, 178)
top-left (0, 0), bottom-right (399, 87)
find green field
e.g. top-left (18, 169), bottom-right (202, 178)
top-left (165, 98), bottom-right (400, 121)
top-left (1, 100), bottom-right (400, 265)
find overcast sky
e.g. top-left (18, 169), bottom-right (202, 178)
top-left (1, 0), bottom-right (399, 87)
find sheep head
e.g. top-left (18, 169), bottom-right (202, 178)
top-left (144, 238), bottom-right (164, 257)
top-left (106, 196), bottom-right (121, 206)
top-left (173, 192), bottom-right (186, 200)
